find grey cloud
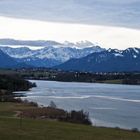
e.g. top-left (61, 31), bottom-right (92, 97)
top-left (0, 0), bottom-right (140, 29)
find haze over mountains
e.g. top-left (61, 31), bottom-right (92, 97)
top-left (0, 39), bottom-right (140, 72)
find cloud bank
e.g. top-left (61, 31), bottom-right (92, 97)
top-left (0, 0), bottom-right (140, 29)
top-left (0, 16), bottom-right (140, 49)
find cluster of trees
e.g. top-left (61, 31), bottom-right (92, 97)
top-left (0, 74), bottom-right (36, 91)
top-left (48, 72), bottom-right (140, 84)
top-left (122, 79), bottom-right (140, 85)
top-left (0, 74), bottom-right (36, 102)
top-left (59, 110), bottom-right (91, 125)
top-left (17, 68), bottom-right (140, 85)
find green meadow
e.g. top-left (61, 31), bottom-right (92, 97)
top-left (0, 102), bottom-right (140, 140)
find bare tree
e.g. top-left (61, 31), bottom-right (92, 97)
top-left (49, 101), bottom-right (57, 108)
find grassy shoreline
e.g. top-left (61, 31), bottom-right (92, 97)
top-left (0, 102), bottom-right (140, 140)
top-left (0, 71), bottom-right (140, 139)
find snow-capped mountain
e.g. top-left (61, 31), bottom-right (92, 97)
top-left (0, 46), bottom-right (33, 58)
top-left (0, 39), bottom-right (140, 72)
top-left (0, 39), bottom-right (104, 67)
top-left (0, 50), bottom-right (29, 68)
top-left (55, 48), bottom-right (140, 72)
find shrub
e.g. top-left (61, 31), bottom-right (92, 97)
top-left (59, 110), bottom-right (92, 125)
top-left (49, 101), bottom-right (57, 108)
top-left (131, 128), bottom-right (139, 133)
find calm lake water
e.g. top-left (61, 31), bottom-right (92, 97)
top-left (19, 80), bottom-right (140, 129)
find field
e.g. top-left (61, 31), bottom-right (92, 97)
top-left (99, 79), bottom-right (123, 84)
top-left (0, 102), bottom-right (140, 140)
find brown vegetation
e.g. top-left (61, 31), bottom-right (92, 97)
top-left (16, 100), bottom-right (92, 125)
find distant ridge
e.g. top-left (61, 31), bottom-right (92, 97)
top-left (55, 48), bottom-right (140, 72)
top-left (0, 49), bottom-right (30, 68)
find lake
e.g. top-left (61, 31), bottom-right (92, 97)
top-left (19, 80), bottom-right (140, 129)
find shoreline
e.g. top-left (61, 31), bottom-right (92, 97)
top-left (17, 97), bottom-right (140, 131)
top-left (27, 78), bottom-right (140, 86)
top-left (15, 80), bottom-right (140, 131)
top-left (2, 100), bottom-right (140, 133)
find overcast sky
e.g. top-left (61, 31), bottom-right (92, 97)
top-left (0, 0), bottom-right (140, 49)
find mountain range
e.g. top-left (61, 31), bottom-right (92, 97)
top-left (55, 48), bottom-right (140, 72)
top-left (0, 39), bottom-right (104, 67)
top-left (0, 39), bottom-right (140, 72)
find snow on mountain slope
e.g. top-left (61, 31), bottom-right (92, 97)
top-left (55, 47), bottom-right (140, 72)
top-left (0, 45), bottom-right (104, 61)
top-left (0, 46), bottom-right (33, 58)
top-left (0, 40), bottom-right (105, 67)
top-left (0, 49), bottom-right (29, 68)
